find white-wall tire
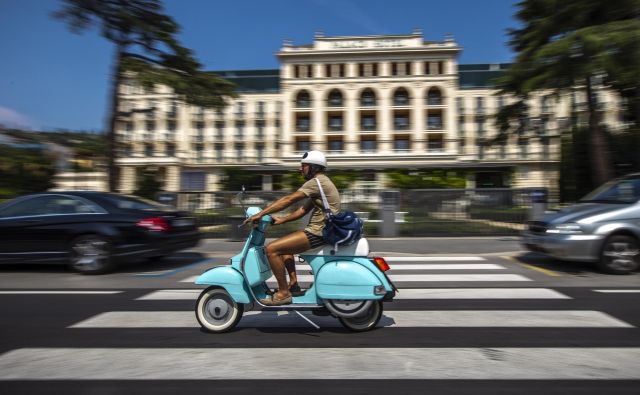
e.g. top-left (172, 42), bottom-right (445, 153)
top-left (338, 300), bottom-right (382, 332)
top-left (195, 287), bottom-right (243, 333)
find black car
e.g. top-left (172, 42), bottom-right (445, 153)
top-left (0, 191), bottom-right (200, 274)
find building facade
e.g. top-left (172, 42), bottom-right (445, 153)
top-left (115, 32), bottom-right (626, 200)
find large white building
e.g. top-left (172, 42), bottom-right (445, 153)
top-left (115, 32), bottom-right (625, 199)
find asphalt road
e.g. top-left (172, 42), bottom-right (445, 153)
top-left (1, 237), bottom-right (639, 394)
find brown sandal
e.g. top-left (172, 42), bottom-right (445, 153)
top-left (259, 294), bottom-right (292, 306)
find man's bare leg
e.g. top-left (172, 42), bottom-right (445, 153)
top-left (265, 231), bottom-right (310, 300)
top-left (282, 254), bottom-right (298, 289)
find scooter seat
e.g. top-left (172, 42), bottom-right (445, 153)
top-left (305, 237), bottom-right (370, 256)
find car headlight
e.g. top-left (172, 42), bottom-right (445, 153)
top-left (546, 223), bottom-right (584, 234)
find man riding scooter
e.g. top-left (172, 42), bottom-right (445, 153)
top-left (243, 151), bottom-right (340, 306)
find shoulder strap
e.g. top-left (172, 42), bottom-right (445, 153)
top-left (314, 177), bottom-right (332, 219)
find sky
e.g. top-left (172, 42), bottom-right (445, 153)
top-left (0, 0), bottom-right (520, 132)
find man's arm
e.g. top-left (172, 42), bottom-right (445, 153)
top-left (243, 190), bottom-right (308, 224)
top-left (274, 199), bottom-right (313, 225)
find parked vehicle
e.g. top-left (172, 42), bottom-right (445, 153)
top-left (194, 191), bottom-right (396, 333)
top-left (522, 173), bottom-right (640, 274)
top-left (0, 191), bottom-right (199, 274)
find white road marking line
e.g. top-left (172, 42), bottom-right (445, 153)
top-left (394, 288), bottom-right (570, 299)
top-left (184, 273), bottom-right (531, 283)
top-left (2, 347), bottom-right (639, 379)
top-left (0, 291), bottom-right (122, 295)
top-left (383, 256), bottom-right (485, 261)
top-left (137, 287), bottom-right (569, 301)
top-left (69, 310), bottom-right (632, 328)
top-left (594, 289), bottom-right (640, 293)
top-left (292, 263), bottom-right (505, 271)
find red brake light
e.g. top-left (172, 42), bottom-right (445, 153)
top-left (372, 256), bottom-right (390, 272)
top-left (136, 217), bottom-right (171, 232)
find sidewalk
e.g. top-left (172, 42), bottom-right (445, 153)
top-left (191, 236), bottom-right (525, 257)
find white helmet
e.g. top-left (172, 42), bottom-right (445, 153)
top-left (301, 150), bottom-right (327, 167)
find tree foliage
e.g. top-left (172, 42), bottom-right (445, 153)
top-left (0, 145), bottom-right (56, 197)
top-left (495, 0), bottom-right (640, 186)
top-left (385, 170), bottom-right (467, 189)
top-left (54, 0), bottom-right (237, 191)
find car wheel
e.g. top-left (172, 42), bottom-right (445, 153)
top-left (598, 235), bottom-right (640, 275)
top-left (69, 234), bottom-right (114, 275)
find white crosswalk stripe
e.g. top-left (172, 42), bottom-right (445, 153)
top-left (69, 310), bottom-right (632, 329)
top-left (2, 347), bottom-right (639, 379)
top-left (137, 287), bottom-right (569, 300)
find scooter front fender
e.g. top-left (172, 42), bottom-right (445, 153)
top-left (315, 260), bottom-right (384, 300)
top-left (195, 266), bottom-right (251, 304)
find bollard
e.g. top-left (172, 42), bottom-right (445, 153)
top-left (379, 190), bottom-right (400, 237)
top-left (529, 188), bottom-right (548, 221)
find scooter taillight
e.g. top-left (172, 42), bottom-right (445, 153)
top-left (372, 256), bottom-right (390, 272)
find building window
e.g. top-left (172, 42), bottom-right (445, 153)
top-left (327, 137), bottom-right (343, 153)
top-left (294, 64), bottom-right (313, 78)
top-left (167, 120), bottom-right (176, 132)
top-left (427, 114), bottom-right (443, 130)
top-left (393, 114), bottom-right (410, 130)
top-left (541, 137), bottom-right (550, 159)
top-left (145, 121), bottom-right (155, 132)
top-left (358, 63), bottom-right (378, 77)
top-left (235, 121), bottom-right (245, 139)
top-left (456, 97), bottom-right (465, 114)
top-left (391, 62), bottom-right (411, 76)
top-left (195, 144), bottom-right (204, 162)
top-left (296, 115), bottom-right (310, 132)
top-left (215, 121), bottom-right (225, 139)
top-left (145, 144), bottom-right (153, 157)
top-left (518, 139), bottom-right (528, 158)
top-left (327, 90), bottom-right (343, 107)
top-left (361, 114), bottom-right (377, 131)
top-left (499, 143), bottom-right (506, 159)
top-left (360, 89), bottom-right (376, 106)
top-left (256, 143), bottom-right (265, 162)
top-left (427, 87), bottom-right (443, 105)
top-left (255, 120), bottom-right (265, 139)
top-left (325, 63), bottom-right (345, 78)
top-left (428, 135), bottom-right (444, 152)
top-left (328, 115), bottom-right (343, 131)
top-left (360, 137), bottom-right (377, 153)
top-left (476, 97), bottom-right (485, 113)
top-left (295, 137), bottom-right (310, 152)
top-left (476, 118), bottom-right (485, 135)
top-left (478, 143), bottom-right (485, 159)
top-left (235, 143), bottom-right (244, 161)
top-left (393, 136), bottom-right (411, 152)
top-left (166, 143), bottom-right (175, 157)
top-left (215, 143), bottom-right (224, 162)
top-left (295, 90), bottom-right (311, 108)
top-left (425, 61), bottom-right (444, 75)
top-left (393, 88), bottom-right (410, 106)
top-left (126, 121), bottom-right (133, 132)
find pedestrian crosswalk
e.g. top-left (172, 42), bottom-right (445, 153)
top-left (1, 254), bottom-right (639, 384)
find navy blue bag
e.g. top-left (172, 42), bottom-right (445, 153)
top-left (315, 178), bottom-right (364, 253)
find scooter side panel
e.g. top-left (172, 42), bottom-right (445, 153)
top-left (194, 266), bottom-right (251, 303)
top-left (315, 260), bottom-right (384, 300)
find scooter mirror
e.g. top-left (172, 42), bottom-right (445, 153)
top-left (237, 185), bottom-right (247, 217)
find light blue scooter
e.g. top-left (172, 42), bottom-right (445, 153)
top-left (194, 200), bottom-right (396, 333)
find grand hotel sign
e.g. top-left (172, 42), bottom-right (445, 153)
top-left (315, 37), bottom-right (421, 50)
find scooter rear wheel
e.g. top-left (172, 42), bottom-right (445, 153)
top-left (196, 287), bottom-right (243, 333)
top-left (339, 300), bottom-right (383, 332)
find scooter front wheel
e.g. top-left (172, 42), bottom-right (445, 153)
top-left (339, 300), bottom-right (383, 332)
top-left (196, 287), bottom-right (243, 333)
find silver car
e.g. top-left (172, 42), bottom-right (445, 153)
top-left (522, 173), bottom-right (640, 274)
